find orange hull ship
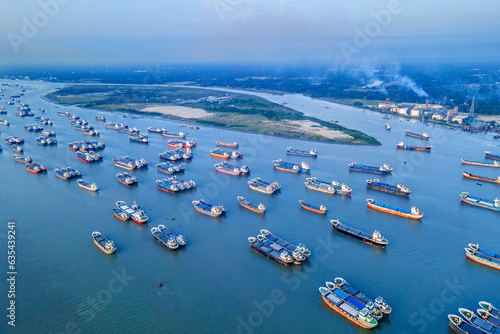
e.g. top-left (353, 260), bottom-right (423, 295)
top-left (366, 199), bottom-right (423, 219)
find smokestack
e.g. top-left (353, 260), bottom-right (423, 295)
top-left (386, 97), bottom-right (389, 108)
top-left (425, 99), bottom-right (429, 109)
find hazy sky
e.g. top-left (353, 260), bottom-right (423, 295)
top-left (1, 0), bottom-right (499, 66)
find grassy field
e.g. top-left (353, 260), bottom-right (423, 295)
top-left (46, 85), bottom-right (380, 145)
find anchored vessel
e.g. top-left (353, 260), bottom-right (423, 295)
top-left (396, 142), bottom-right (432, 151)
top-left (458, 308), bottom-right (500, 333)
top-left (331, 220), bottom-right (388, 248)
top-left (151, 227), bottom-right (179, 250)
top-left (259, 229), bottom-right (311, 258)
top-left (92, 232), bottom-right (116, 254)
top-left (248, 236), bottom-right (294, 266)
top-left (286, 147), bottom-right (317, 157)
top-left (462, 159), bottom-right (500, 167)
top-left (168, 139), bottom-right (196, 148)
top-left (273, 159), bottom-right (310, 173)
top-left (157, 162), bottom-right (184, 175)
top-left (12, 154), bottom-right (31, 163)
top-left (479, 302), bottom-right (500, 321)
top-left (113, 156), bottom-right (147, 170)
top-left (405, 130), bottom-right (429, 140)
top-left (463, 171), bottom-right (500, 184)
top-left (76, 151), bottom-right (102, 163)
top-left (215, 161), bottom-right (249, 176)
top-left (349, 162), bottom-right (393, 174)
top-left (299, 200), bottom-right (327, 214)
top-left (113, 208), bottom-right (129, 221)
top-left (324, 282), bottom-right (383, 321)
top-left (77, 179), bottom-right (99, 191)
top-left (192, 199), bottom-right (226, 217)
top-left (485, 151), bottom-right (500, 160)
top-left (54, 167), bottom-right (81, 180)
top-left (237, 196), bottom-right (266, 214)
top-left (210, 148), bottom-right (243, 159)
top-left (162, 131), bottom-right (185, 138)
top-left (129, 134), bottom-right (148, 143)
top-left (477, 308), bottom-right (500, 328)
top-left (465, 244), bottom-right (500, 270)
top-left (115, 201), bottom-right (148, 223)
top-left (248, 177), bottom-right (281, 194)
top-left (158, 225), bottom-right (186, 247)
top-left (215, 141), bottom-right (238, 148)
top-left (257, 234), bottom-right (306, 264)
top-left (305, 177), bottom-right (351, 195)
top-left (448, 314), bottom-right (488, 334)
top-left (68, 141), bottom-right (105, 151)
top-left (116, 172), bottom-right (138, 186)
top-left (366, 179), bottom-right (411, 196)
top-left (366, 199), bottom-right (423, 219)
top-left (156, 176), bottom-right (196, 192)
top-left (36, 136), bottom-right (57, 146)
top-left (26, 162), bottom-right (47, 173)
top-left (460, 192), bottom-right (500, 211)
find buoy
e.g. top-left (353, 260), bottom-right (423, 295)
top-left (158, 281), bottom-right (162, 287)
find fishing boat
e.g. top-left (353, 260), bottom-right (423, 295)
top-left (396, 142), bottom-right (432, 151)
top-left (324, 281), bottom-right (383, 321)
top-left (113, 208), bottom-right (129, 221)
top-left (330, 220), bottom-right (388, 247)
top-left (248, 236), bottom-right (294, 266)
top-left (286, 147), bottom-right (317, 157)
top-left (83, 128), bottom-right (100, 136)
top-left (273, 159), bottom-right (310, 173)
top-left (405, 130), bottom-right (429, 140)
top-left (248, 177), bottom-right (281, 194)
top-left (113, 156), bottom-right (147, 170)
top-left (129, 133), bottom-right (148, 143)
top-left (214, 161), bottom-right (249, 176)
top-left (260, 229), bottom-right (311, 258)
top-left (349, 162), bottom-right (393, 174)
top-left (76, 151), bottom-right (102, 163)
top-left (162, 131), bottom-right (185, 138)
top-left (479, 302), bottom-right (500, 321)
top-left (105, 122), bottom-right (119, 129)
top-left (115, 201), bottom-right (148, 223)
top-left (54, 167), bottom-right (81, 180)
top-left (151, 227), bottom-right (179, 250)
top-left (12, 154), bottom-right (31, 163)
top-left (215, 141), bottom-right (238, 148)
top-left (12, 145), bottom-right (23, 152)
top-left (168, 139), bottom-right (196, 148)
top-left (92, 232), bottom-right (116, 254)
top-left (485, 151), bottom-right (500, 160)
top-left (192, 199), bottom-right (226, 217)
top-left (318, 286), bottom-right (378, 329)
top-left (158, 224), bottom-right (186, 246)
top-left (77, 179), bottom-right (99, 191)
top-left (211, 148), bottom-right (243, 159)
top-left (463, 171), bottom-right (500, 184)
top-left (157, 162), bottom-right (184, 175)
top-left (147, 127), bottom-right (163, 133)
top-left (157, 176), bottom-right (196, 192)
top-left (299, 200), bottom-right (327, 214)
top-left (237, 196), bottom-right (266, 214)
top-left (465, 244), bottom-right (500, 270)
top-left (477, 309), bottom-right (500, 328)
top-left (448, 314), bottom-right (488, 334)
top-left (329, 277), bottom-right (392, 316)
top-left (257, 234), bottom-right (306, 263)
top-left (305, 177), bottom-right (352, 195)
top-left (385, 123), bottom-right (391, 130)
top-left (459, 308), bottom-right (500, 333)
top-left (95, 116), bottom-right (106, 121)
top-left (460, 192), bottom-right (500, 211)
top-left (366, 179), bottom-right (411, 196)
top-left (26, 162), bottom-right (47, 173)
top-left (116, 172), bottom-right (137, 186)
top-left (0, 119), bottom-right (9, 126)
top-left (462, 159), bottom-right (500, 167)
top-left (366, 199), bottom-right (423, 219)
top-left (42, 130), bottom-right (55, 137)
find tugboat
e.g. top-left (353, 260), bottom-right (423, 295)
top-left (299, 200), bottom-right (327, 214)
top-left (305, 177), bottom-right (352, 195)
top-left (286, 147), bottom-right (317, 157)
top-left (349, 162), bottom-right (393, 174)
top-left (366, 179), bottom-right (411, 196)
top-left (116, 172), bottom-right (138, 186)
top-left (485, 151), bottom-right (500, 160)
top-left (151, 227), bottom-right (179, 250)
top-left (460, 192), bottom-right (500, 211)
top-left (248, 236), bottom-right (294, 267)
top-left (54, 167), bottom-right (81, 180)
top-left (462, 159), bottom-right (500, 167)
top-left (157, 162), bottom-right (184, 175)
top-left (26, 162), bottom-right (47, 173)
top-left (465, 244), bottom-right (500, 270)
top-left (214, 161), bottom-right (249, 176)
top-left (77, 179), bottom-right (99, 191)
top-left (330, 220), bottom-right (388, 247)
top-left (405, 130), bottom-right (429, 140)
top-left (215, 141), bottom-right (238, 148)
top-left (158, 225), bottom-right (186, 247)
top-left (115, 201), bottom-right (148, 223)
top-left (248, 177), bottom-right (281, 194)
top-left (192, 199), bottom-right (226, 217)
top-left (273, 159), bottom-right (310, 173)
top-left (260, 229), bottom-right (311, 258)
top-left (463, 171), bottom-right (500, 184)
top-left (366, 198), bottom-right (423, 219)
top-left (396, 142), bottom-right (432, 151)
top-left (237, 196), bottom-right (266, 214)
top-left (92, 231), bottom-right (116, 254)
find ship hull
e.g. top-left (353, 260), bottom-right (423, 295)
top-left (405, 132), bottom-right (429, 140)
top-left (466, 251), bottom-right (500, 270)
top-left (463, 172), bottom-right (500, 184)
top-left (320, 295), bottom-right (376, 329)
top-left (462, 159), bottom-right (500, 167)
top-left (367, 183), bottom-right (410, 196)
top-left (194, 206), bottom-right (222, 217)
top-left (349, 167), bottom-right (390, 175)
top-left (331, 224), bottom-right (387, 248)
top-left (367, 202), bottom-right (422, 219)
top-left (461, 197), bottom-right (500, 211)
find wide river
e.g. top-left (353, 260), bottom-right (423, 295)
top-left (0, 80), bottom-right (498, 334)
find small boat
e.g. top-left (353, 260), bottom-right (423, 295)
top-left (396, 142), bottom-right (432, 151)
top-left (26, 162), bottom-right (47, 173)
top-left (35, 136), bottom-right (47, 145)
top-left (330, 220), bottom-right (388, 247)
top-left (57, 111), bottom-right (70, 116)
top-left (366, 179), bottom-right (411, 196)
top-left (113, 208), bottom-right (129, 221)
top-left (151, 227), bottom-right (179, 250)
top-left (157, 162), bottom-right (184, 175)
top-left (448, 314), bottom-right (488, 334)
top-left (237, 196), bottom-right (265, 214)
top-left (156, 176), bottom-right (196, 192)
top-left (215, 141), bottom-right (238, 148)
top-left (0, 119), bottom-right (9, 126)
top-left (158, 150), bottom-right (182, 162)
top-left (299, 200), bottom-right (327, 214)
top-left (162, 131), bottom-right (185, 138)
top-left (214, 161), bottom-right (249, 176)
top-left (405, 130), bottom-right (429, 140)
top-left (12, 154), bottom-right (31, 163)
top-left (477, 309), bottom-right (500, 328)
top-left (462, 159), bottom-right (500, 167)
top-left (366, 198), bottom-right (423, 219)
top-left (260, 229), bottom-right (311, 258)
top-left (385, 123), bottom-right (391, 130)
top-left (129, 134), bottom-right (148, 143)
top-left (349, 162), bottom-right (393, 174)
top-left (105, 122), bottom-right (119, 129)
top-left (479, 302), bottom-right (500, 321)
top-left (257, 234), bottom-right (306, 263)
top-left (248, 177), bottom-right (281, 194)
top-left (5, 136), bottom-right (24, 145)
top-left (113, 156), bottom-right (147, 170)
top-left (12, 145), bottom-right (23, 153)
top-left (459, 308), bottom-right (500, 333)
top-left (305, 177), bottom-right (352, 195)
top-left (328, 278), bottom-right (392, 316)
top-left (318, 286), bottom-right (378, 329)
top-left (324, 282), bottom-right (383, 321)
top-left (210, 148), bottom-right (242, 159)
top-left (118, 126), bottom-right (139, 134)
top-left (77, 179), bottom-right (99, 191)
top-left (273, 159), bottom-right (310, 173)
top-left (24, 124), bottom-right (43, 132)
top-left (192, 199), bottom-right (226, 217)
top-left (485, 151), bottom-right (500, 160)
top-left (68, 141), bottom-right (105, 151)
top-left (189, 125), bottom-right (199, 130)
top-left (68, 114), bottom-right (80, 120)
top-left (158, 225), bottom-right (186, 246)
top-left (83, 128), bottom-right (100, 136)
top-left (286, 147), bottom-right (317, 157)
top-left (465, 244), bottom-right (500, 270)
top-left (463, 171), bottom-right (500, 184)
top-left (115, 201), bottom-right (148, 223)
top-left (460, 192), bottom-right (500, 211)
top-left (54, 167), bottom-right (81, 180)
top-left (92, 231), bottom-right (116, 254)
top-left (116, 172), bottom-right (138, 186)
top-left (147, 127), bottom-right (163, 133)
top-left (41, 130), bottom-right (55, 137)
top-left (95, 116), bottom-right (106, 121)
top-left (248, 236), bottom-right (294, 266)
top-left (76, 151), bottom-right (102, 163)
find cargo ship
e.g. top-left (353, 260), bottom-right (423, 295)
top-left (54, 167), bottom-right (81, 180)
top-left (113, 156), bottom-right (147, 170)
top-left (210, 148), bottom-right (243, 159)
top-left (95, 116), bottom-right (106, 121)
top-left (77, 179), bottom-right (99, 191)
top-left (157, 162), bottom-right (184, 175)
top-left (248, 236), bottom-right (293, 266)
top-left (129, 134), bottom-right (148, 143)
top-left (168, 139), bottom-right (196, 148)
top-left (192, 199), bottom-right (226, 217)
top-left (248, 177), bottom-right (281, 194)
top-left (463, 171), bottom-right (500, 184)
top-left (151, 227), bottom-right (179, 250)
top-left (305, 177), bottom-right (352, 195)
top-left (158, 225), bottom-right (186, 247)
top-left (147, 127), bottom-right (162, 133)
top-left (36, 136), bottom-right (57, 146)
top-left (366, 199), bottom-right (423, 219)
top-left (465, 244), bottom-right (500, 270)
top-left (92, 232), bottom-right (116, 254)
top-left (479, 302), bottom-right (500, 321)
top-left (299, 200), bottom-right (327, 214)
top-left (156, 176), bottom-right (196, 192)
top-left (462, 159), bottom-right (500, 167)
top-left (260, 229), bottom-right (311, 258)
top-left (273, 159), bottom-right (310, 173)
top-left (68, 141), bottom-right (105, 151)
top-left (257, 234), bottom-right (306, 264)
top-left (348, 162), bottom-right (393, 174)
top-left (26, 162), bottom-right (47, 173)
top-left (477, 308), bottom-right (500, 328)
top-left (76, 151), bottom-right (102, 163)
top-left (115, 201), bottom-right (148, 223)
top-left (42, 130), bottom-right (55, 137)
top-left (330, 220), bottom-right (388, 247)
top-left (460, 192), bottom-right (500, 211)
top-left (405, 130), bottom-right (429, 140)
top-left (5, 136), bottom-right (24, 145)
top-left (215, 141), bottom-right (238, 148)
top-left (158, 150), bottom-right (182, 162)
top-left (286, 147), bottom-right (317, 157)
top-left (116, 172), bottom-right (137, 186)
top-left (396, 142), bottom-right (432, 151)
top-left (214, 161), bottom-right (249, 176)
top-left (162, 131), bottom-right (185, 138)
top-left (237, 196), bottom-right (266, 214)
top-left (12, 154), bottom-right (31, 163)
top-left (458, 308), bottom-right (499, 333)
top-left (485, 151), bottom-right (500, 160)
top-left (448, 314), bottom-right (487, 334)
top-left (366, 179), bottom-right (411, 196)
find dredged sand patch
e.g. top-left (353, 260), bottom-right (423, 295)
top-left (285, 120), bottom-right (353, 140)
top-left (141, 105), bottom-right (211, 119)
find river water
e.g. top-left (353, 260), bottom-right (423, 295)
top-left (0, 80), bottom-right (498, 334)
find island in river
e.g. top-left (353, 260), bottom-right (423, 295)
top-left (45, 85), bottom-right (380, 145)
